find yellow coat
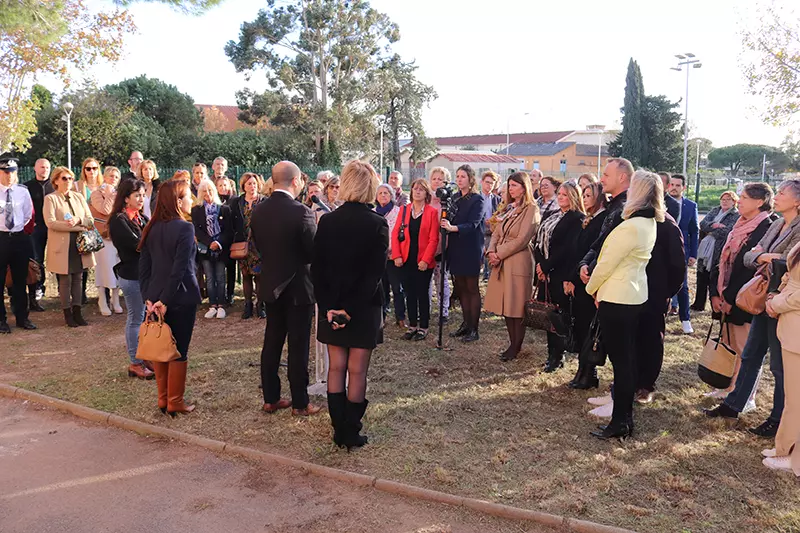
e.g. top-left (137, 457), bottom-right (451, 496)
top-left (484, 203), bottom-right (541, 318)
top-left (43, 191), bottom-right (96, 275)
top-left (771, 242), bottom-right (800, 353)
top-left (585, 216), bottom-right (656, 305)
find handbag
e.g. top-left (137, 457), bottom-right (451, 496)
top-left (76, 228), bottom-right (105, 254)
top-left (5, 260), bottom-right (41, 288)
top-left (735, 263), bottom-right (770, 315)
top-left (698, 317), bottom-right (737, 389)
top-left (563, 297), bottom-right (579, 353)
top-left (524, 281), bottom-right (557, 331)
top-left (581, 311), bottom-right (606, 366)
top-left (136, 311), bottom-right (181, 363)
top-left (230, 241), bottom-right (248, 260)
top-left (89, 204), bottom-right (109, 239)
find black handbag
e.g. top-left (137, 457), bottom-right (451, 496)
top-left (563, 297), bottom-right (579, 353)
top-left (769, 259), bottom-right (788, 293)
top-left (581, 311), bottom-right (605, 366)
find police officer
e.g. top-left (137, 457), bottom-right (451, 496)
top-left (0, 156), bottom-right (37, 333)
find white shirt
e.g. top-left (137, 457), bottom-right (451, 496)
top-left (0, 183), bottom-right (33, 232)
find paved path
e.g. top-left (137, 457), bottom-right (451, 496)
top-left (0, 398), bottom-right (554, 533)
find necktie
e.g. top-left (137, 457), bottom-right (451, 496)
top-left (5, 188), bottom-right (14, 230)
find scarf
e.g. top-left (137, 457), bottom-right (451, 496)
top-left (124, 207), bottom-right (142, 226)
top-left (376, 200), bottom-right (395, 217)
top-left (204, 202), bottom-right (220, 239)
top-left (697, 208), bottom-right (732, 268)
top-left (717, 210), bottom-right (770, 295)
top-left (535, 209), bottom-right (565, 259)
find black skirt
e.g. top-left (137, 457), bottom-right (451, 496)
top-left (317, 305), bottom-right (384, 349)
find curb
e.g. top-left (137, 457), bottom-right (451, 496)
top-left (0, 382), bottom-right (637, 533)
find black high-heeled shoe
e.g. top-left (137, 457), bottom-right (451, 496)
top-left (590, 422), bottom-right (633, 441)
top-left (499, 347), bottom-right (518, 362)
top-left (449, 322), bottom-right (469, 338)
top-left (570, 367), bottom-right (599, 389)
top-left (543, 356), bottom-right (564, 373)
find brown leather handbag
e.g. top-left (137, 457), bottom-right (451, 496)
top-left (229, 241), bottom-right (248, 260)
top-left (736, 263), bottom-right (770, 315)
top-left (136, 311), bottom-right (181, 363)
top-left (5, 260), bottom-right (41, 288)
top-left (524, 281), bottom-right (557, 331)
top-left (89, 204), bottom-right (109, 239)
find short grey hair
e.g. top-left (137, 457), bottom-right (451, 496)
top-left (389, 170), bottom-right (403, 180)
top-left (213, 156), bottom-right (227, 165)
top-left (778, 179), bottom-right (800, 201)
top-left (317, 170), bottom-right (335, 181)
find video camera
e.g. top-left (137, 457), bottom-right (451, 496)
top-left (435, 185), bottom-right (455, 220)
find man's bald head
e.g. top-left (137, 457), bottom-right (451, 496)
top-left (272, 161), bottom-right (301, 187)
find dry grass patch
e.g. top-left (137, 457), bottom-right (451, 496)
top-left (1, 274), bottom-right (799, 532)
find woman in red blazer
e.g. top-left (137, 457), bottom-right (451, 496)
top-left (392, 179), bottom-right (440, 341)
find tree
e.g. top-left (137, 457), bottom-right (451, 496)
top-left (0, 0), bottom-right (135, 153)
top-left (225, 0), bottom-right (400, 157)
top-left (781, 133), bottom-right (800, 170)
top-left (741, 1), bottom-right (800, 125)
top-left (687, 137), bottom-right (714, 174)
top-left (369, 56), bottom-right (437, 170)
top-left (640, 95), bottom-right (682, 172)
top-left (708, 144), bottom-right (791, 176)
top-left (611, 58), bottom-right (647, 166)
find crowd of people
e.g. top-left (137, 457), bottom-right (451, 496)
top-left (1, 151), bottom-right (799, 475)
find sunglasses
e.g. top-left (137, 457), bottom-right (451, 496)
top-left (61, 176), bottom-right (74, 181)
top-left (331, 185), bottom-right (340, 189)
top-left (84, 166), bottom-right (98, 171)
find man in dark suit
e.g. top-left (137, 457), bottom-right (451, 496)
top-left (250, 161), bottom-right (321, 416)
top-left (668, 174), bottom-right (699, 334)
top-left (658, 172), bottom-right (681, 221)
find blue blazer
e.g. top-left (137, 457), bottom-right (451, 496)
top-left (139, 219), bottom-right (202, 307)
top-left (445, 192), bottom-right (486, 276)
top-left (677, 197), bottom-right (699, 259)
top-left (665, 194), bottom-right (681, 221)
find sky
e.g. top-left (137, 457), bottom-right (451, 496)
top-left (55, 0), bottom-right (793, 147)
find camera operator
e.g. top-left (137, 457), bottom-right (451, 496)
top-left (441, 164), bottom-right (487, 343)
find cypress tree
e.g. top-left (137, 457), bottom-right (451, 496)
top-left (620, 58), bottom-right (646, 167)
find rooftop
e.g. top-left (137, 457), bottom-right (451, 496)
top-left (433, 131), bottom-right (576, 146)
top-left (432, 151), bottom-right (523, 164)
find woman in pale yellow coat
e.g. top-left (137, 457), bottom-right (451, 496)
top-left (484, 171), bottom-right (540, 362)
top-left (44, 167), bottom-right (96, 327)
top-left (765, 241), bottom-right (800, 475)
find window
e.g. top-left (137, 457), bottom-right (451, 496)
top-left (579, 160), bottom-right (586, 166)
top-left (533, 160), bottom-right (540, 170)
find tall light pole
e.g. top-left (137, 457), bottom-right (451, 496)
top-left (62, 102), bottom-right (74, 171)
top-left (587, 124), bottom-right (605, 176)
top-left (694, 139), bottom-right (702, 203)
top-left (671, 53), bottom-right (702, 177)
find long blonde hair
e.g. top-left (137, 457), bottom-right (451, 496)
top-left (622, 170), bottom-right (665, 222)
top-left (559, 181), bottom-right (586, 214)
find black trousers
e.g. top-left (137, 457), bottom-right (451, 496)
top-left (31, 224), bottom-right (47, 293)
top-left (261, 295), bottom-right (313, 408)
top-left (0, 232), bottom-right (31, 324)
top-left (382, 260), bottom-right (406, 320)
top-left (598, 301), bottom-right (643, 427)
top-left (545, 276), bottom-right (568, 356)
top-left (693, 267), bottom-right (710, 310)
top-left (572, 282), bottom-right (595, 354)
top-left (635, 304), bottom-right (667, 392)
top-left (225, 256), bottom-right (236, 304)
top-left (164, 304), bottom-right (197, 361)
top-left (402, 264), bottom-right (434, 329)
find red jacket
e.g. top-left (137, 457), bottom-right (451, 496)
top-left (391, 203), bottom-right (440, 269)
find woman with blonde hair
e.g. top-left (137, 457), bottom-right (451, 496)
top-left (232, 172), bottom-right (266, 319)
top-left (585, 170), bottom-right (662, 440)
top-left (484, 172), bottom-right (540, 361)
top-left (313, 160), bottom-right (388, 450)
top-left (90, 166), bottom-right (123, 316)
top-left (578, 173), bottom-right (598, 190)
top-left (75, 157), bottom-right (103, 303)
top-left (136, 159), bottom-right (160, 218)
top-left (534, 181), bottom-right (586, 370)
top-left (44, 167), bottom-right (96, 327)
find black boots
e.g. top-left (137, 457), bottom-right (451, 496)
top-left (569, 361), bottom-right (599, 389)
top-left (64, 308), bottom-right (79, 328)
top-left (461, 329), bottom-right (479, 343)
top-left (449, 322), bottom-right (469, 338)
top-left (327, 393), bottom-right (369, 451)
top-left (29, 293), bottom-right (45, 312)
top-left (591, 418), bottom-right (634, 441)
top-left (242, 300), bottom-right (254, 319)
top-left (257, 301), bottom-right (266, 319)
top-left (72, 305), bottom-right (88, 326)
top-left (543, 350), bottom-right (564, 373)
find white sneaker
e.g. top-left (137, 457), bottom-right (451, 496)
top-left (588, 394), bottom-right (613, 406)
top-left (204, 308), bottom-right (217, 319)
top-left (589, 401), bottom-right (614, 418)
top-left (682, 321), bottom-right (694, 334)
top-left (762, 448), bottom-right (777, 458)
top-left (704, 389), bottom-right (729, 399)
top-left (216, 307), bottom-right (226, 319)
top-left (763, 456), bottom-right (793, 472)
top-left (743, 398), bottom-right (757, 413)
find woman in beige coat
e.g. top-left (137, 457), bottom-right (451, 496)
top-left (44, 167), bottom-right (96, 327)
top-left (765, 241), bottom-right (800, 475)
top-left (484, 171), bottom-right (540, 361)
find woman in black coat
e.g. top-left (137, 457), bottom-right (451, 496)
top-left (191, 180), bottom-right (234, 319)
top-left (139, 180), bottom-right (202, 416)
top-left (231, 173), bottom-right (267, 318)
top-left (534, 181), bottom-right (585, 372)
top-left (568, 182), bottom-right (609, 388)
top-left (312, 161), bottom-right (389, 450)
top-left (441, 164), bottom-right (486, 343)
top-left (108, 178), bottom-right (151, 380)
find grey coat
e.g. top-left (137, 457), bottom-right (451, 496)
top-left (743, 215), bottom-right (800, 269)
top-left (698, 207), bottom-right (740, 271)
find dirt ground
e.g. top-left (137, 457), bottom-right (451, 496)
top-left (1, 272), bottom-right (799, 533)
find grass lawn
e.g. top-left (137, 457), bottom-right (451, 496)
top-left (1, 272), bottom-right (798, 533)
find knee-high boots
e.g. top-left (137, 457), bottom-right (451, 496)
top-left (154, 360), bottom-right (195, 416)
top-left (327, 392), bottom-right (368, 450)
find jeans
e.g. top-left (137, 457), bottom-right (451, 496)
top-left (724, 313), bottom-right (784, 422)
top-left (429, 262), bottom-right (450, 318)
top-left (672, 261), bottom-right (691, 321)
top-left (201, 258), bottom-right (226, 306)
top-left (382, 260), bottom-right (406, 320)
top-left (118, 277), bottom-right (145, 365)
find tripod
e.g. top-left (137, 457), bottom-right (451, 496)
top-left (436, 211), bottom-right (450, 350)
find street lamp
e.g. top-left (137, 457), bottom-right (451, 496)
top-left (506, 112), bottom-right (530, 155)
top-left (62, 102), bottom-right (74, 171)
top-left (587, 124), bottom-right (605, 177)
top-left (671, 53), bottom-right (702, 177)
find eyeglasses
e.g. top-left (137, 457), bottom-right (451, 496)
top-left (84, 166), bottom-right (98, 171)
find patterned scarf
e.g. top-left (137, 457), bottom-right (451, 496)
top-left (717, 210), bottom-right (770, 295)
top-left (204, 202), bottom-right (220, 239)
top-left (535, 209), bottom-right (565, 259)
